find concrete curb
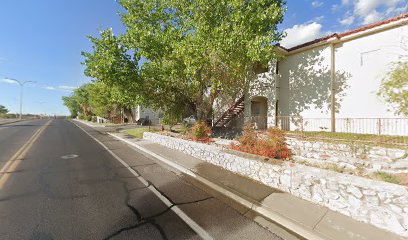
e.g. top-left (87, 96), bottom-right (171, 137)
top-left (0, 119), bottom-right (22, 126)
top-left (108, 132), bottom-right (327, 240)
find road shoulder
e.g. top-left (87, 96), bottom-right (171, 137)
top-left (108, 130), bottom-right (405, 240)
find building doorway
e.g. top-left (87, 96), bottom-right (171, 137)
top-left (251, 96), bottom-right (268, 129)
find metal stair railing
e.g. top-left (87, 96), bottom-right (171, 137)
top-left (213, 95), bottom-right (245, 127)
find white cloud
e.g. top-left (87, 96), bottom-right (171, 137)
top-left (41, 85), bottom-right (77, 92)
top-left (313, 15), bottom-right (325, 22)
top-left (331, 4), bottom-right (341, 12)
top-left (0, 78), bottom-right (18, 84)
top-left (58, 85), bottom-right (77, 90)
top-left (280, 22), bottom-right (323, 48)
top-left (363, 11), bottom-right (382, 24)
top-left (311, 1), bottom-right (323, 8)
top-left (336, 0), bottom-right (406, 26)
top-left (340, 15), bottom-right (355, 26)
top-left (353, 0), bottom-right (405, 24)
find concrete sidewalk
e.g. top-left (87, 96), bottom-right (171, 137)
top-left (73, 119), bottom-right (107, 128)
top-left (109, 132), bottom-right (404, 240)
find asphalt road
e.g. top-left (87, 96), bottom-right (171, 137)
top-left (0, 119), bottom-right (282, 240)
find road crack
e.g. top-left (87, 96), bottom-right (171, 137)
top-left (102, 168), bottom-right (213, 240)
top-left (104, 196), bottom-right (213, 240)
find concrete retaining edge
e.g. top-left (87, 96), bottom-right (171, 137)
top-left (143, 132), bottom-right (408, 237)
top-left (108, 132), bottom-right (328, 240)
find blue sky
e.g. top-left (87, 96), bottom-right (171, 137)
top-left (0, 0), bottom-right (406, 115)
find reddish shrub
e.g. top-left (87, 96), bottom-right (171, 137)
top-left (239, 124), bottom-right (257, 147)
top-left (190, 121), bottom-right (212, 142)
top-left (230, 125), bottom-right (291, 160)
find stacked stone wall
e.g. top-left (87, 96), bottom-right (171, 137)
top-left (144, 132), bottom-right (408, 236)
top-left (287, 138), bottom-right (408, 173)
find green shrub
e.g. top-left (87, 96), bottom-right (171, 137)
top-left (181, 123), bottom-right (190, 135)
top-left (161, 113), bottom-right (179, 131)
top-left (190, 121), bottom-right (212, 142)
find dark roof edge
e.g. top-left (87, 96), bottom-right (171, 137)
top-left (277, 13), bottom-right (408, 53)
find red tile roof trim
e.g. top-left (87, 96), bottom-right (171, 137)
top-left (281, 13), bottom-right (408, 52)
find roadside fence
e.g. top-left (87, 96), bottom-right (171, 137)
top-left (244, 116), bottom-right (408, 146)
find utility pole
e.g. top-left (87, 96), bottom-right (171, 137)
top-left (4, 78), bottom-right (35, 120)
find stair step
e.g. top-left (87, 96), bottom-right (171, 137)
top-left (213, 95), bottom-right (245, 127)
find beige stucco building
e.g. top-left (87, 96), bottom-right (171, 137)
top-left (214, 13), bottom-right (408, 136)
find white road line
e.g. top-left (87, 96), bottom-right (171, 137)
top-left (107, 134), bottom-right (329, 240)
top-left (109, 133), bottom-right (197, 178)
top-left (71, 121), bottom-right (213, 240)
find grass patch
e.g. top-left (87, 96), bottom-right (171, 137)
top-left (287, 131), bottom-right (408, 148)
top-left (122, 128), bottom-right (154, 138)
top-left (372, 171), bottom-right (401, 184)
top-left (296, 161), bottom-right (408, 185)
top-left (103, 123), bottom-right (120, 126)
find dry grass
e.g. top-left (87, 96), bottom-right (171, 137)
top-left (372, 171), bottom-right (401, 184)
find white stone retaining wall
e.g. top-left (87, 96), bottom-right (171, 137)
top-left (144, 132), bottom-right (408, 237)
top-left (287, 138), bottom-right (408, 173)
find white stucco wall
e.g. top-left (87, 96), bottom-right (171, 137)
top-left (278, 45), bottom-right (333, 118)
top-left (135, 105), bottom-right (162, 121)
top-left (215, 22), bottom-right (408, 134)
top-left (335, 25), bottom-right (408, 118)
top-left (278, 24), bottom-right (407, 120)
top-left (245, 61), bottom-right (278, 128)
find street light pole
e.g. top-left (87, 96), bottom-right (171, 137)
top-left (19, 85), bottom-right (23, 120)
top-left (4, 78), bottom-right (35, 120)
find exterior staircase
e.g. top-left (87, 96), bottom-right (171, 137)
top-left (213, 96), bottom-right (245, 127)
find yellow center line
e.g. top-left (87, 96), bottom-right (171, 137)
top-left (0, 120), bottom-right (52, 189)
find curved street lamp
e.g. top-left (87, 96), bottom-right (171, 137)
top-left (4, 77), bottom-right (36, 120)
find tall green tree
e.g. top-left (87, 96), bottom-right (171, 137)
top-left (83, 0), bottom-right (286, 120)
top-left (87, 82), bottom-right (114, 118)
top-left (62, 84), bottom-right (93, 118)
top-left (74, 84), bottom-right (93, 117)
top-left (0, 105), bottom-right (9, 115)
top-left (378, 62), bottom-right (408, 116)
top-left (82, 29), bottom-right (143, 122)
top-left (62, 96), bottom-right (80, 117)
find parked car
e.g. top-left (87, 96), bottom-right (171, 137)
top-left (136, 118), bottom-right (151, 126)
top-left (183, 115), bottom-right (212, 126)
top-left (183, 115), bottom-right (196, 125)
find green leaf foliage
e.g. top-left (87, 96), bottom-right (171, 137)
top-left (0, 105), bottom-right (9, 115)
top-left (82, 0), bottom-right (286, 120)
top-left (378, 62), bottom-right (408, 116)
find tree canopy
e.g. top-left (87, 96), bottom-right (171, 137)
top-left (0, 105), bottom-right (9, 115)
top-left (378, 61), bottom-right (408, 117)
top-left (62, 81), bottom-right (139, 122)
top-left (81, 0), bottom-right (286, 120)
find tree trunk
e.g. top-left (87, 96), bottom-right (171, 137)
top-left (123, 107), bottom-right (134, 123)
top-left (196, 87), bottom-right (218, 123)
